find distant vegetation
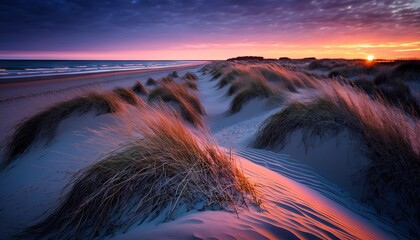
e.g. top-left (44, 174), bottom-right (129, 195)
top-left (227, 56), bottom-right (264, 61)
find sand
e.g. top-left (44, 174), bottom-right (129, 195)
top-left (0, 64), bottom-right (408, 239)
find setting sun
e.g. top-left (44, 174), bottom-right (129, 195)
top-left (367, 55), bottom-right (375, 61)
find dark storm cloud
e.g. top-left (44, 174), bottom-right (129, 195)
top-left (1, 0), bottom-right (419, 51)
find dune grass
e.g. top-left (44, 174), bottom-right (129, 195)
top-left (253, 82), bottom-right (419, 223)
top-left (148, 82), bottom-right (205, 127)
top-left (200, 61), bottom-right (321, 114)
top-left (2, 92), bottom-right (129, 167)
top-left (112, 87), bottom-right (144, 106)
top-left (211, 71), bottom-right (222, 80)
top-left (375, 82), bottom-right (420, 117)
top-left (213, 63), bottom-right (318, 95)
top-left (391, 61), bottom-right (420, 82)
top-left (161, 76), bottom-right (175, 84)
top-left (182, 72), bottom-right (198, 81)
top-left (209, 62), bottom-right (232, 80)
top-left (229, 80), bottom-right (277, 114)
top-left (132, 81), bottom-right (148, 95)
top-left (170, 71), bottom-right (179, 78)
top-left (183, 81), bottom-right (199, 91)
top-left (307, 60), bottom-right (333, 71)
top-left (146, 77), bottom-right (156, 86)
top-left (217, 71), bottom-right (239, 89)
top-left (251, 64), bottom-right (319, 92)
top-left (351, 76), bottom-right (420, 117)
top-left (253, 99), bottom-right (355, 149)
top-left (226, 81), bottom-right (244, 96)
top-left (23, 108), bottom-right (261, 239)
top-left (351, 78), bottom-right (376, 95)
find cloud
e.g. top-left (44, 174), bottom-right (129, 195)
top-left (0, 0), bottom-right (419, 54)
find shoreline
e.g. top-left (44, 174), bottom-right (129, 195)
top-left (0, 62), bottom-right (207, 103)
top-left (0, 61), bottom-right (207, 87)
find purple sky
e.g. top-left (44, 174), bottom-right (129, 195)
top-left (1, 0), bottom-right (419, 59)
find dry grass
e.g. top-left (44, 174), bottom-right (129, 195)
top-left (221, 63), bottom-right (317, 114)
top-left (351, 76), bottom-right (420, 117)
top-left (132, 81), bottom-right (148, 95)
top-left (253, 99), bottom-right (354, 150)
top-left (217, 71), bottom-right (239, 89)
top-left (200, 61), bottom-right (226, 75)
top-left (391, 60), bottom-right (420, 82)
top-left (2, 92), bottom-right (127, 167)
top-left (208, 62), bottom-right (233, 80)
top-left (212, 62), bottom-right (318, 93)
top-left (328, 65), bottom-right (377, 79)
top-left (182, 72), bottom-right (198, 81)
top-left (170, 71), bottom-right (179, 78)
top-left (350, 78), bottom-right (376, 95)
top-left (249, 64), bottom-right (318, 92)
top-left (183, 81), bottom-right (199, 91)
top-left (113, 87), bottom-right (144, 106)
top-left (22, 108), bottom-right (261, 239)
top-left (201, 61), bottom-right (321, 114)
top-left (230, 80), bottom-right (278, 114)
top-left (226, 81), bottom-right (244, 96)
top-left (148, 82), bottom-right (205, 127)
top-left (161, 76), bottom-right (175, 84)
top-left (253, 81), bottom-right (419, 226)
top-left (146, 77), bottom-right (156, 86)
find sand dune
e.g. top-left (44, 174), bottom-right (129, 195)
top-left (0, 60), bottom-right (416, 239)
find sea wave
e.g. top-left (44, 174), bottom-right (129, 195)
top-left (0, 60), bottom-right (202, 79)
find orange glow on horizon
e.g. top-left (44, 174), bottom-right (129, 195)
top-left (1, 40), bottom-right (419, 60)
top-left (367, 55), bottom-right (374, 61)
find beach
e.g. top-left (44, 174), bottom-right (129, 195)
top-left (0, 59), bottom-right (417, 239)
top-left (0, 62), bottom-right (205, 144)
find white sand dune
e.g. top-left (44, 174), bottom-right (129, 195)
top-left (0, 65), bottom-right (408, 239)
top-left (116, 153), bottom-right (396, 240)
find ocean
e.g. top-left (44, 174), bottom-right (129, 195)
top-left (0, 60), bottom-right (200, 79)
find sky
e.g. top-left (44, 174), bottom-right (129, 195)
top-left (1, 0), bottom-right (419, 60)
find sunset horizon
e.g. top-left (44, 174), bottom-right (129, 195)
top-left (1, 1), bottom-right (419, 60)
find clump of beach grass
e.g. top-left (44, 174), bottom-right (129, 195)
top-left (146, 77), bottom-right (156, 86)
top-left (22, 108), bottom-right (261, 239)
top-left (226, 81), bottom-right (244, 96)
top-left (215, 63), bottom-right (318, 94)
top-left (217, 70), bottom-right (239, 89)
top-left (132, 81), bottom-right (148, 95)
top-left (209, 62), bottom-right (232, 80)
top-left (148, 82), bottom-right (205, 127)
top-left (161, 76), bottom-right (175, 84)
top-left (351, 75), bottom-right (420, 117)
top-left (250, 64), bottom-right (319, 92)
top-left (350, 78), bottom-right (376, 95)
top-left (112, 87), bottom-right (143, 106)
top-left (253, 81), bottom-right (419, 226)
top-left (170, 71), bottom-right (179, 78)
top-left (230, 80), bottom-right (278, 114)
top-left (2, 92), bottom-right (128, 167)
top-left (391, 60), bottom-right (420, 82)
top-left (182, 72), bottom-right (198, 81)
top-left (183, 81), bottom-right (199, 91)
